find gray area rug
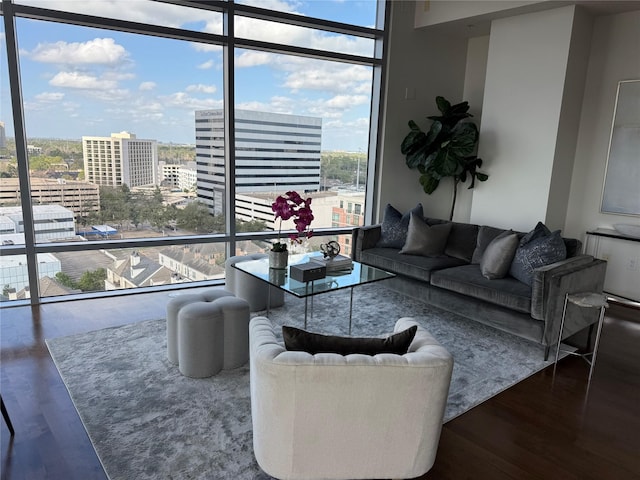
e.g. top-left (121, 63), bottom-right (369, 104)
top-left (47, 283), bottom-right (555, 480)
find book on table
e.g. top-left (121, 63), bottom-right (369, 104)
top-left (311, 254), bottom-right (353, 272)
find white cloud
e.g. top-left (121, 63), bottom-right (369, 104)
top-left (139, 81), bottom-right (156, 91)
top-left (236, 51), bottom-right (272, 68)
top-left (197, 60), bottom-right (215, 70)
top-left (21, 0), bottom-right (219, 29)
top-left (282, 61), bottom-right (371, 94)
top-left (240, 0), bottom-right (302, 14)
top-left (325, 117), bottom-right (370, 130)
top-left (325, 94), bottom-right (369, 109)
top-left (161, 92), bottom-right (223, 111)
top-left (234, 17), bottom-right (372, 57)
top-left (186, 84), bottom-right (217, 94)
top-left (35, 92), bottom-right (65, 102)
top-left (27, 38), bottom-right (129, 66)
top-left (191, 43), bottom-right (223, 53)
top-left (49, 71), bottom-right (118, 90)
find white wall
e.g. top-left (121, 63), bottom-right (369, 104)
top-left (458, 35), bottom-right (490, 223)
top-left (470, 6), bottom-right (582, 231)
top-left (378, 1), bottom-right (468, 222)
top-left (381, 2), bottom-right (640, 239)
top-left (565, 10), bottom-right (640, 239)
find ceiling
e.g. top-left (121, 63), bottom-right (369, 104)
top-left (417, 1), bottom-right (640, 38)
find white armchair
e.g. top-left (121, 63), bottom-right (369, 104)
top-left (249, 317), bottom-right (453, 480)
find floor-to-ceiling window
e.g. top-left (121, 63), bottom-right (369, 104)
top-left (0, 0), bottom-right (386, 304)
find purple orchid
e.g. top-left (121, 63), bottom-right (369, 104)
top-left (271, 191), bottom-right (314, 251)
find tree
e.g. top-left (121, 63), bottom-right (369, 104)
top-left (55, 272), bottom-right (77, 289)
top-left (99, 186), bottom-right (130, 227)
top-left (144, 186), bottom-right (168, 230)
top-left (176, 201), bottom-right (219, 233)
top-left (76, 268), bottom-right (106, 292)
top-left (401, 96), bottom-right (489, 220)
top-left (236, 218), bottom-right (268, 232)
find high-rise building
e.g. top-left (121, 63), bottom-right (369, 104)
top-left (82, 132), bottom-right (158, 188)
top-left (194, 109), bottom-right (322, 214)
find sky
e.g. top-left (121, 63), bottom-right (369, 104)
top-left (0, 0), bottom-right (380, 152)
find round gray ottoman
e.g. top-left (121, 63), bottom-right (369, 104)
top-left (166, 288), bottom-right (250, 378)
top-left (225, 253), bottom-right (284, 311)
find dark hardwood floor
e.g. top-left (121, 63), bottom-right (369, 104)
top-left (1, 292), bottom-right (639, 480)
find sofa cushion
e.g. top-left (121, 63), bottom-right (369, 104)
top-left (376, 203), bottom-right (423, 248)
top-left (282, 325), bottom-right (418, 355)
top-left (400, 213), bottom-right (452, 256)
top-left (361, 247), bottom-right (467, 283)
top-left (480, 231), bottom-right (519, 279)
top-left (510, 226), bottom-right (567, 286)
top-left (431, 264), bottom-right (532, 314)
top-left (471, 225), bottom-right (509, 264)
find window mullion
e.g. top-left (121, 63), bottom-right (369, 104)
top-left (224, 1), bottom-right (236, 258)
top-left (3, 0), bottom-right (41, 304)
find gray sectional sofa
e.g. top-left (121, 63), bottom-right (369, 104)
top-left (352, 214), bottom-right (607, 359)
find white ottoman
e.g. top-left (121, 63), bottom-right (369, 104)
top-left (166, 288), bottom-right (250, 378)
top-left (225, 254), bottom-right (284, 311)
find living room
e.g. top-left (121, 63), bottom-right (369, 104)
top-left (1, 1), bottom-right (639, 479)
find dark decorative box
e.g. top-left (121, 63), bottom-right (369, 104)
top-left (289, 262), bottom-right (326, 283)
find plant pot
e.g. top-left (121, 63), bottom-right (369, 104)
top-left (268, 268), bottom-right (287, 286)
top-left (269, 250), bottom-right (288, 270)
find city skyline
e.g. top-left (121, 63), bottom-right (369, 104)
top-left (0, 0), bottom-right (379, 152)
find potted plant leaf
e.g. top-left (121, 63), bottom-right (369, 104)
top-left (400, 96), bottom-right (488, 220)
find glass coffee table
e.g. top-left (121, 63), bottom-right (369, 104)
top-left (232, 252), bottom-right (395, 334)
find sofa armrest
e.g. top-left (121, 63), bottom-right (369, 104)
top-left (540, 259), bottom-right (607, 347)
top-left (352, 224), bottom-right (382, 261)
top-left (531, 254), bottom-right (595, 320)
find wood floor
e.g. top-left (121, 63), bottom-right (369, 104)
top-left (1, 292), bottom-right (639, 480)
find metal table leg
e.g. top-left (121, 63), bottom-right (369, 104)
top-left (349, 287), bottom-right (354, 335)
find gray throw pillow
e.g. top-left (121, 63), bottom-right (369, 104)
top-left (480, 231), bottom-right (519, 279)
top-left (376, 203), bottom-right (424, 249)
top-left (400, 212), bottom-right (452, 256)
top-left (282, 325), bottom-right (418, 356)
top-left (509, 227), bottom-right (567, 286)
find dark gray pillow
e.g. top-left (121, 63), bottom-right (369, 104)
top-left (518, 221), bottom-right (550, 247)
top-left (282, 325), bottom-right (418, 356)
top-left (445, 222), bottom-right (479, 262)
top-left (509, 228), bottom-right (567, 286)
top-left (471, 225), bottom-right (509, 264)
top-left (400, 212), bottom-right (452, 256)
top-left (480, 231), bottom-right (519, 279)
top-left (376, 203), bottom-right (424, 248)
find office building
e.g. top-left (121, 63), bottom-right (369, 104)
top-left (159, 161), bottom-right (197, 191)
top-left (0, 252), bottom-right (61, 292)
top-left (0, 205), bottom-right (76, 243)
top-left (83, 132), bottom-right (158, 188)
top-left (195, 109), bottom-right (321, 214)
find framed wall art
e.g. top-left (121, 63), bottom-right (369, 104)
top-left (601, 79), bottom-right (640, 216)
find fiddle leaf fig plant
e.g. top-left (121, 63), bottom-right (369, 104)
top-left (401, 96), bottom-right (489, 220)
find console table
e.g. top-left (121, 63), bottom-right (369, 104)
top-left (585, 228), bottom-right (640, 303)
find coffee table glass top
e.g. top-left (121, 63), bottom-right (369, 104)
top-left (232, 252), bottom-right (395, 298)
